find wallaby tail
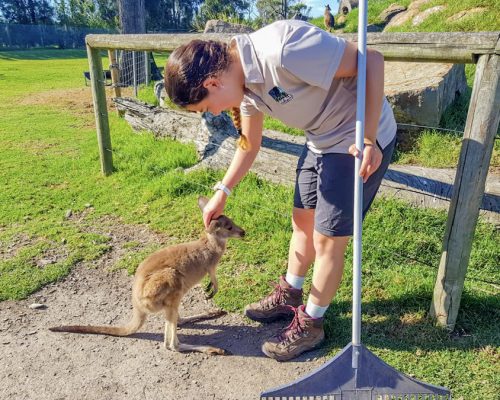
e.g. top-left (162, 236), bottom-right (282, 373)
top-left (49, 307), bottom-right (146, 337)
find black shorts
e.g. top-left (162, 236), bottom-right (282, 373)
top-left (293, 137), bottom-right (396, 237)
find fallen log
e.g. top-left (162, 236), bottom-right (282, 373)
top-left (114, 97), bottom-right (499, 224)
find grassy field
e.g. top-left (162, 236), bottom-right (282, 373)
top-left (310, 0), bottom-right (500, 33)
top-left (0, 47), bottom-right (499, 398)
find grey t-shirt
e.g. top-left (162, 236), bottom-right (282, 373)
top-left (232, 20), bottom-right (397, 154)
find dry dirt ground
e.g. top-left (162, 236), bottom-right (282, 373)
top-left (0, 213), bottom-right (328, 400)
top-left (2, 87), bottom-right (328, 400)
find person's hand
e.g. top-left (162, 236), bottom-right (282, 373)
top-left (202, 190), bottom-right (228, 229)
top-left (348, 143), bottom-right (383, 183)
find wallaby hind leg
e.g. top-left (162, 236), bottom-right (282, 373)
top-left (164, 307), bottom-right (228, 356)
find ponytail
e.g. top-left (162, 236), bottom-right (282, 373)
top-left (230, 107), bottom-right (250, 151)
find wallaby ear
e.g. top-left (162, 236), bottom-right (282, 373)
top-left (207, 219), bottom-right (220, 233)
top-left (198, 196), bottom-right (209, 212)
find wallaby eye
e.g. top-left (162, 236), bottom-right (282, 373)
top-left (228, 226), bottom-right (232, 230)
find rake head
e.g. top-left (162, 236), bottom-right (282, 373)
top-left (261, 343), bottom-right (451, 400)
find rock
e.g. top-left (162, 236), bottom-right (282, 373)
top-left (385, 0), bottom-right (433, 29)
top-left (36, 258), bottom-right (56, 267)
top-left (64, 209), bottom-right (72, 219)
top-left (203, 20), bottom-right (253, 34)
top-left (367, 24), bottom-right (383, 32)
top-left (379, 4), bottom-right (407, 24)
top-left (412, 5), bottom-right (446, 26)
top-left (384, 62), bottom-right (468, 127)
top-left (28, 303), bottom-right (47, 310)
top-left (338, 0), bottom-right (359, 15)
top-left (447, 8), bottom-right (486, 23)
top-left (336, 15), bottom-right (347, 25)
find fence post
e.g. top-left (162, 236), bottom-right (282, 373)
top-left (430, 53), bottom-right (500, 330)
top-left (108, 49), bottom-right (124, 117)
top-left (87, 44), bottom-right (113, 176)
top-left (144, 51), bottom-right (151, 86)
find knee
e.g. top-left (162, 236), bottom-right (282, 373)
top-left (291, 208), bottom-right (314, 234)
top-left (313, 234), bottom-right (332, 256)
top-left (313, 233), bottom-right (349, 257)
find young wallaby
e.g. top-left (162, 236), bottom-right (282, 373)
top-left (324, 5), bottom-right (335, 33)
top-left (50, 196), bottom-right (245, 355)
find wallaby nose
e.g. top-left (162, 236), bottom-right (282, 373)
top-left (239, 229), bottom-right (246, 237)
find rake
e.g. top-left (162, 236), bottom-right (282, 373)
top-left (261, 2), bottom-right (451, 399)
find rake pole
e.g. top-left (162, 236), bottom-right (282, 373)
top-left (352, 0), bottom-right (367, 373)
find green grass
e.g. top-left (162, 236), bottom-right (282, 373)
top-left (310, 0), bottom-right (499, 33)
top-left (1, 46), bottom-right (498, 399)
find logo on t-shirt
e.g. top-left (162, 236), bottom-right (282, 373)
top-left (268, 86), bottom-right (293, 104)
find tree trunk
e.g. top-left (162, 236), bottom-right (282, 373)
top-left (118, 0), bottom-right (146, 34)
top-left (117, 0), bottom-right (147, 86)
top-left (112, 97), bottom-right (499, 226)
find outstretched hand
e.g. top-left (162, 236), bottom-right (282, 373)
top-left (202, 190), bottom-right (227, 229)
top-left (348, 143), bottom-right (383, 183)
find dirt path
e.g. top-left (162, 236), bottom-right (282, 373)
top-left (0, 216), bottom-right (328, 400)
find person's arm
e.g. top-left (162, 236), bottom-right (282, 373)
top-left (202, 111), bottom-right (264, 227)
top-left (336, 41), bottom-right (385, 182)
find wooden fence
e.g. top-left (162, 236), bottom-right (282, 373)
top-left (84, 31), bottom-right (500, 331)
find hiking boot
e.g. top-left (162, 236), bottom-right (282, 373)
top-left (261, 305), bottom-right (325, 362)
top-left (244, 276), bottom-right (303, 322)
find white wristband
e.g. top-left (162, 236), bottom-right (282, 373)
top-left (213, 181), bottom-right (231, 196)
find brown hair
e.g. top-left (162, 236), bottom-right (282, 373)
top-left (230, 106), bottom-right (250, 151)
top-left (164, 40), bottom-right (231, 107)
top-left (165, 40), bottom-right (250, 151)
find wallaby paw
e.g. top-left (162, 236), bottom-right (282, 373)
top-left (207, 347), bottom-right (230, 356)
top-left (204, 284), bottom-right (217, 299)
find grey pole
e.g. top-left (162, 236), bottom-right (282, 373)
top-left (352, 0), bottom-right (367, 363)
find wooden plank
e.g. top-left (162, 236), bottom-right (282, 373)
top-left (87, 45), bottom-right (113, 175)
top-left (430, 53), bottom-right (500, 330)
top-left (113, 97), bottom-right (499, 224)
top-left (86, 31), bottom-right (499, 64)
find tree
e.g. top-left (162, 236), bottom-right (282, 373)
top-left (0, 0), bottom-right (54, 24)
top-left (117, 0), bottom-right (147, 85)
top-left (53, 0), bottom-right (118, 29)
top-left (194, 0), bottom-right (250, 30)
top-left (255, 0), bottom-right (307, 24)
top-left (145, 0), bottom-right (202, 32)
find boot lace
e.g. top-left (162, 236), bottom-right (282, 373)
top-left (277, 306), bottom-right (306, 344)
top-left (260, 281), bottom-right (287, 309)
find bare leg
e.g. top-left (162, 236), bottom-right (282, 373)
top-left (308, 231), bottom-right (350, 306)
top-left (287, 208), bottom-right (316, 277)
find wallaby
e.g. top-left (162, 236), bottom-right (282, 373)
top-left (50, 196), bottom-right (245, 355)
top-left (324, 5), bottom-right (335, 33)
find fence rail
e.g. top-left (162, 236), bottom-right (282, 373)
top-left (85, 30), bottom-right (500, 331)
top-left (86, 31), bottom-right (500, 63)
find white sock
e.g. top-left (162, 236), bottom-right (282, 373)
top-left (305, 298), bottom-right (329, 319)
top-left (285, 272), bottom-right (305, 290)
